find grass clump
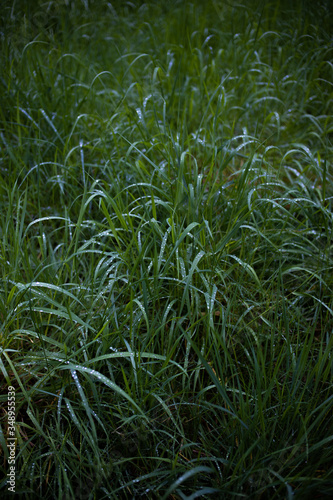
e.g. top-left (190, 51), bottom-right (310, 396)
top-left (1, 0), bottom-right (333, 498)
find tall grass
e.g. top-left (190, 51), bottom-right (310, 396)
top-left (1, 0), bottom-right (332, 498)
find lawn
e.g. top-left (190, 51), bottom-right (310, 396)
top-left (0, 0), bottom-right (333, 498)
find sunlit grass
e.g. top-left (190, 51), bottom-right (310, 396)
top-left (1, 0), bottom-right (333, 498)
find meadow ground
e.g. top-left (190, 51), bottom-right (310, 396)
top-left (0, 0), bottom-right (333, 498)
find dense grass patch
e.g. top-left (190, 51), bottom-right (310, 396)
top-left (1, 0), bottom-right (333, 498)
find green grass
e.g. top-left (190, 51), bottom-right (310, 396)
top-left (1, 0), bottom-right (333, 498)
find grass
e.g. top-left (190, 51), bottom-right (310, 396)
top-left (0, 0), bottom-right (333, 498)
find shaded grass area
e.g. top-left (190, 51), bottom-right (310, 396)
top-left (0, 0), bottom-right (333, 498)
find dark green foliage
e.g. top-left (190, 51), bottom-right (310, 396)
top-left (0, 1), bottom-right (332, 498)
